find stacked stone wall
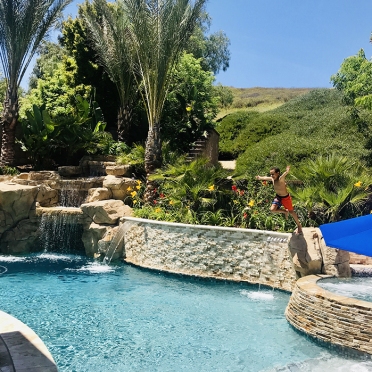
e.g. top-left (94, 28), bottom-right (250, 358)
top-left (122, 217), bottom-right (297, 291)
top-left (285, 275), bottom-right (372, 354)
top-left (349, 252), bottom-right (372, 265)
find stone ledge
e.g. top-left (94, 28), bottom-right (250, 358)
top-left (285, 275), bottom-right (372, 355)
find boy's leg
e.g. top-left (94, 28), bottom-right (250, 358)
top-left (270, 199), bottom-right (289, 219)
top-left (289, 210), bottom-right (303, 234)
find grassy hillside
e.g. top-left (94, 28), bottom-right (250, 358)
top-left (216, 87), bottom-right (313, 119)
top-left (216, 88), bottom-right (372, 177)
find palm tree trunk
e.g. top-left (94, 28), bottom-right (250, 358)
top-left (117, 104), bottom-right (133, 143)
top-left (144, 122), bottom-right (162, 202)
top-left (1, 90), bottom-right (19, 166)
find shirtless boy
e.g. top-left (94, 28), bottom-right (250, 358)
top-left (255, 165), bottom-right (303, 234)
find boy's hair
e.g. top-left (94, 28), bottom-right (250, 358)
top-left (270, 167), bottom-right (280, 174)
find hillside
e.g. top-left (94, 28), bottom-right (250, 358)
top-left (216, 87), bottom-right (314, 120)
top-left (215, 88), bottom-right (372, 177)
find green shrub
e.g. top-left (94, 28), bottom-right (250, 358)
top-left (0, 166), bottom-right (19, 176)
top-left (234, 89), bottom-right (370, 177)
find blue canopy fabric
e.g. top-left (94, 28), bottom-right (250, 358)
top-left (319, 214), bottom-right (372, 257)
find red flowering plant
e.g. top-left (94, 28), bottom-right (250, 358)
top-left (226, 179), bottom-right (302, 231)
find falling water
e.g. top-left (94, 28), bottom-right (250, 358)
top-left (59, 181), bottom-right (87, 207)
top-left (37, 213), bottom-right (84, 253)
top-left (103, 221), bottom-right (134, 264)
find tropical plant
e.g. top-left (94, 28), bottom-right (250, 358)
top-left (117, 143), bottom-right (146, 176)
top-left (28, 41), bottom-right (65, 89)
top-left (289, 154), bottom-right (372, 222)
top-left (162, 52), bottom-right (218, 153)
top-left (53, 94), bottom-right (106, 162)
top-left (123, 0), bottom-right (206, 200)
top-left (0, 0), bottom-right (71, 165)
top-left (18, 104), bottom-right (57, 168)
top-left (131, 158), bottom-right (309, 232)
top-left (82, 0), bottom-right (137, 143)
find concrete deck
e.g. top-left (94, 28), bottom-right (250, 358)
top-left (0, 311), bottom-right (57, 372)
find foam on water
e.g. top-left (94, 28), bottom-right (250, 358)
top-left (265, 354), bottom-right (372, 371)
top-left (38, 253), bottom-right (76, 261)
top-left (240, 289), bottom-right (275, 301)
top-left (0, 255), bottom-right (26, 262)
top-left (67, 262), bottom-right (117, 273)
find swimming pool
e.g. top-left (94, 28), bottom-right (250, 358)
top-left (0, 253), bottom-right (370, 371)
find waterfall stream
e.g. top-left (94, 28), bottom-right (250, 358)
top-left (103, 221), bottom-right (134, 264)
top-left (37, 213), bottom-right (84, 253)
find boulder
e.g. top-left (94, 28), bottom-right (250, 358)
top-left (85, 187), bottom-right (112, 203)
top-left (80, 199), bottom-right (133, 224)
top-left (82, 222), bottom-right (108, 257)
top-left (36, 184), bottom-right (59, 207)
top-left (318, 229), bottom-right (351, 277)
top-left (288, 227), bottom-right (323, 277)
top-left (0, 183), bottom-right (39, 234)
top-left (0, 219), bottom-right (39, 254)
top-left (28, 171), bottom-right (60, 181)
top-left (103, 176), bottom-right (137, 200)
top-left (58, 166), bottom-right (82, 177)
top-left (105, 165), bottom-right (133, 177)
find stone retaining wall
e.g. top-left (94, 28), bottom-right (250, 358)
top-left (122, 217), bottom-right (297, 291)
top-left (285, 275), bottom-right (372, 354)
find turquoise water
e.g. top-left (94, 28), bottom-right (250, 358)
top-left (0, 253), bottom-right (371, 372)
top-left (319, 277), bottom-right (372, 302)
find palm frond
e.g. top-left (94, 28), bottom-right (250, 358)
top-left (0, 0), bottom-right (70, 90)
top-left (82, 0), bottom-right (134, 107)
top-left (123, 0), bottom-right (206, 128)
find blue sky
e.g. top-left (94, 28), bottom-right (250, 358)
top-left (23, 0), bottom-right (372, 89)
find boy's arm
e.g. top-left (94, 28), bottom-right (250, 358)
top-left (255, 175), bottom-right (272, 181)
top-left (279, 165), bottom-right (290, 180)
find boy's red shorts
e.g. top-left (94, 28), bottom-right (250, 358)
top-left (272, 194), bottom-right (294, 211)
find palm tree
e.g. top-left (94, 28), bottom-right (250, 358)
top-left (82, 0), bottom-right (136, 143)
top-left (0, 0), bottom-right (70, 165)
top-left (123, 0), bottom-right (206, 200)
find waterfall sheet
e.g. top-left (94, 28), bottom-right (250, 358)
top-left (319, 214), bottom-right (372, 257)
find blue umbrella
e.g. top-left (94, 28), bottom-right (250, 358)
top-left (319, 214), bottom-right (372, 257)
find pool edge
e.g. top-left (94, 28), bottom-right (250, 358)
top-left (0, 310), bottom-right (58, 371)
top-left (285, 274), bottom-right (372, 356)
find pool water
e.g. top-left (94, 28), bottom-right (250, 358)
top-left (0, 253), bottom-right (371, 372)
top-left (319, 277), bottom-right (372, 302)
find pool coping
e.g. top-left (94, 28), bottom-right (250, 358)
top-left (0, 310), bottom-right (57, 371)
top-left (285, 274), bottom-right (372, 356)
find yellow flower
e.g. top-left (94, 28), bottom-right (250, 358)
top-left (136, 185), bottom-right (141, 190)
top-left (136, 180), bottom-right (141, 185)
top-left (169, 200), bottom-right (174, 205)
top-left (208, 184), bottom-right (215, 191)
top-left (131, 191), bottom-right (137, 197)
top-left (233, 200), bottom-right (238, 204)
top-left (155, 208), bottom-right (161, 213)
top-left (354, 181), bottom-right (362, 187)
top-left (133, 200), bottom-right (137, 204)
top-left (186, 105), bottom-right (192, 112)
top-left (127, 186), bottom-right (133, 191)
top-left (248, 200), bottom-right (255, 207)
